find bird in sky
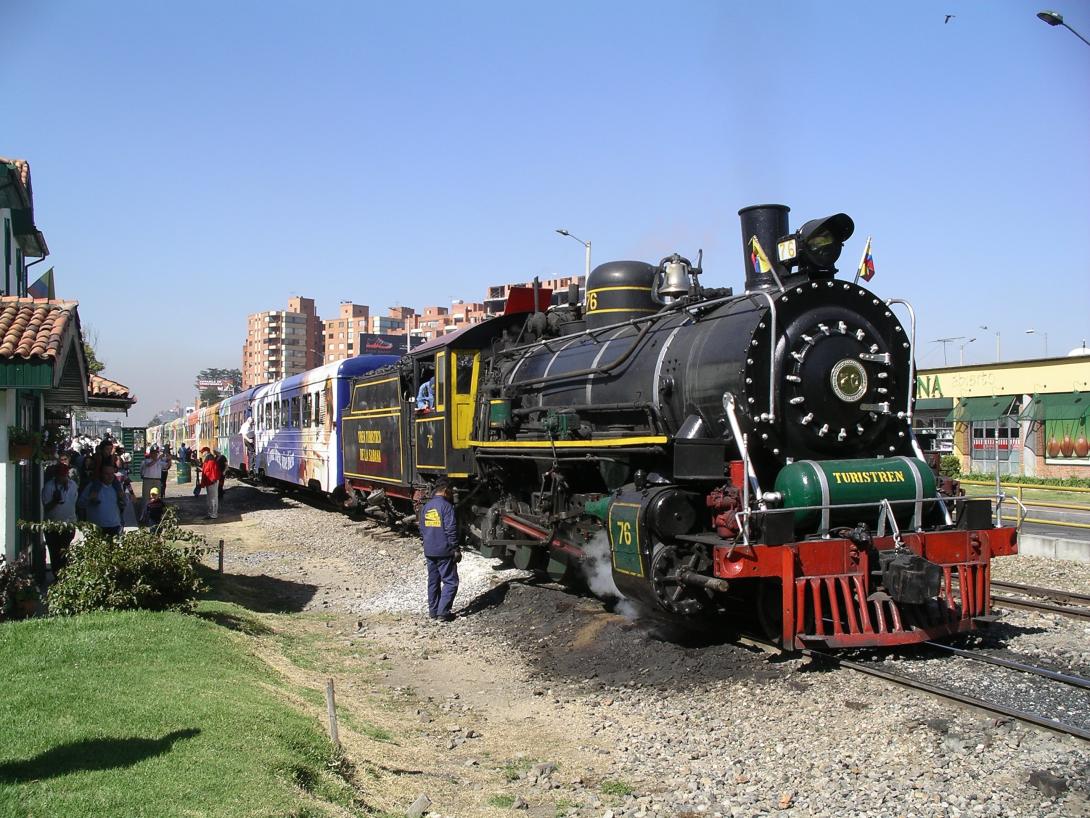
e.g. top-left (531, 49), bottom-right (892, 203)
top-left (945, 14), bottom-right (956, 24)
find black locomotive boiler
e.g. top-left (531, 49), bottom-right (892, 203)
top-left (340, 204), bottom-right (1017, 649)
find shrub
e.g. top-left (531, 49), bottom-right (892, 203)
top-left (960, 472), bottom-right (1090, 489)
top-left (21, 507), bottom-right (208, 616)
top-left (938, 455), bottom-right (961, 477)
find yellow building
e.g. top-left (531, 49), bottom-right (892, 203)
top-left (914, 353), bottom-right (1090, 478)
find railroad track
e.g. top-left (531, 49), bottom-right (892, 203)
top-left (990, 580), bottom-right (1090, 621)
top-left (810, 647), bottom-right (1090, 741)
top-left (742, 635), bottom-right (1090, 741)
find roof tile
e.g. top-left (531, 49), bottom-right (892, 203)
top-left (0, 297), bottom-right (78, 362)
top-left (89, 373), bottom-right (135, 403)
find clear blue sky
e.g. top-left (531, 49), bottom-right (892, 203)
top-left (4, 0), bottom-right (1088, 422)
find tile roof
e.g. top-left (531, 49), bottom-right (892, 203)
top-left (0, 297), bottom-right (77, 361)
top-left (89, 373), bottom-right (133, 400)
top-left (0, 157), bottom-right (31, 191)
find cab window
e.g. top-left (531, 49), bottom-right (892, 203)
top-left (435, 352), bottom-right (447, 408)
top-left (455, 352), bottom-right (474, 394)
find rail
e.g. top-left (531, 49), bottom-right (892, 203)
top-left (960, 479), bottom-right (1090, 532)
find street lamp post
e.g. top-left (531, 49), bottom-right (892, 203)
top-left (980, 325), bottom-right (1001, 362)
top-left (1026, 328), bottom-right (1049, 357)
top-left (932, 336), bottom-right (966, 366)
top-left (1037, 10), bottom-right (1090, 47)
top-left (555, 229), bottom-right (592, 278)
top-left (959, 337), bottom-right (976, 365)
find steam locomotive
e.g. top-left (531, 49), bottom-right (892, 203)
top-left (162, 204), bottom-right (1008, 650)
top-left (336, 204), bottom-right (1019, 648)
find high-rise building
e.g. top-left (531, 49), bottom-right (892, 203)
top-left (241, 296), bottom-right (323, 388)
top-left (322, 302), bottom-right (371, 364)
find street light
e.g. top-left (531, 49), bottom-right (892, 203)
top-left (1026, 328), bottom-right (1049, 356)
top-left (959, 337), bottom-right (976, 365)
top-left (980, 325), bottom-right (1001, 362)
top-left (555, 229), bottom-right (592, 279)
top-left (931, 336), bottom-right (966, 366)
top-left (1037, 10), bottom-right (1090, 47)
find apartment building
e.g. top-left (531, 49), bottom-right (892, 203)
top-left (323, 301), bottom-right (370, 364)
top-left (241, 296), bottom-right (323, 388)
top-left (370, 305), bottom-right (416, 336)
top-left (483, 276), bottom-right (584, 315)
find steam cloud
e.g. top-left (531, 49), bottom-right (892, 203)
top-left (580, 531), bottom-right (639, 620)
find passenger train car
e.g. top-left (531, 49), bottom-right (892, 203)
top-left (249, 356), bottom-right (398, 492)
top-left (218, 386), bottom-right (265, 475)
top-left (147, 356), bottom-right (396, 493)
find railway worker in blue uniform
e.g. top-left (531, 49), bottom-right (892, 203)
top-left (421, 478), bottom-right (460, 621)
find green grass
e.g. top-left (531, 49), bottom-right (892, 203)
top-left (0, 604), bottom-right (363, 818)
top-left (600, 778), bottom-right (634, 797)
top-left (501, 756), bottom-right (535, 782)
top-left (488, 794), bottom-right (516, 808)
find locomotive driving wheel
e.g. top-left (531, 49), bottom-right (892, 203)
top-left (650, 544), bottom-right (714, 616)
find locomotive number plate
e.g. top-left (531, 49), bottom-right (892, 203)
top-left (608, 502), bottom-right (644, 576)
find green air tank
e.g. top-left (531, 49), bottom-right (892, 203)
top-left (773, 457), bottom-right (936, 532)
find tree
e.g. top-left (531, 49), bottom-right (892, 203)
top-left (83, 327), bottom-right (105, 376)
top-left (199, 387), bottom-right (221, 405)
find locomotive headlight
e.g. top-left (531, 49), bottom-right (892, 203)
top-left (777, 213), bottom-right (855, 276)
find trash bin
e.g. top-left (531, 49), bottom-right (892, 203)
top-left (176, 461), bottom-right (192, 484)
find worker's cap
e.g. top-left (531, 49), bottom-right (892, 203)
top-left (150, 487), bottom-right (160, 497)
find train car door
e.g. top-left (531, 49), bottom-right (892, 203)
top-left (414, 351), bottom-right (447, 473)
top-left (447, 350), bottom-right (479, 476)
top-left (412, 353), bottom-right (446, 473)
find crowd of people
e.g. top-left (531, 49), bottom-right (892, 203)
top-left (39, 434), bottom-right (227, 573)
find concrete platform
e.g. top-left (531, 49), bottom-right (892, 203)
top-left (1017, 532), bottom-right (1090, 563)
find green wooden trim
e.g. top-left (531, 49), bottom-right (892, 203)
top-left (0, 360), bottom-right (54, 388)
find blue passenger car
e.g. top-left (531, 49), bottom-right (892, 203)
top-left (251, 355), bottom-right (398, 492)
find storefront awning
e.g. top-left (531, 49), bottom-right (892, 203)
top-left (947, 396), bottom-right (1018, 422)
top-left (1019, 392), bottom-right (1090, 423)
top-left (915, 397), bottom-right (953, 411)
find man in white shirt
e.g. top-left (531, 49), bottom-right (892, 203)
top-left (41, 463), bottom-right (79, 575)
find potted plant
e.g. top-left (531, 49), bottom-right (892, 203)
top-left (0, 552), bottom-right (39, 620)
top-left (7, 426), bottom-right (40, 462)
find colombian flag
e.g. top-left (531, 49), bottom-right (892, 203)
top-left (857, 238), bottom-right (875, 282)
top-left (27, 267), bottom-right (55, 299)
top-left (749, 236), bottom-right (774, 276)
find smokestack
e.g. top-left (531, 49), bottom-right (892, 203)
top-left (738, 204), bottom-right (790, 292)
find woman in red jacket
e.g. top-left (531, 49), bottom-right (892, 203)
top-left (199, 447), bottom-right (222, 519)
